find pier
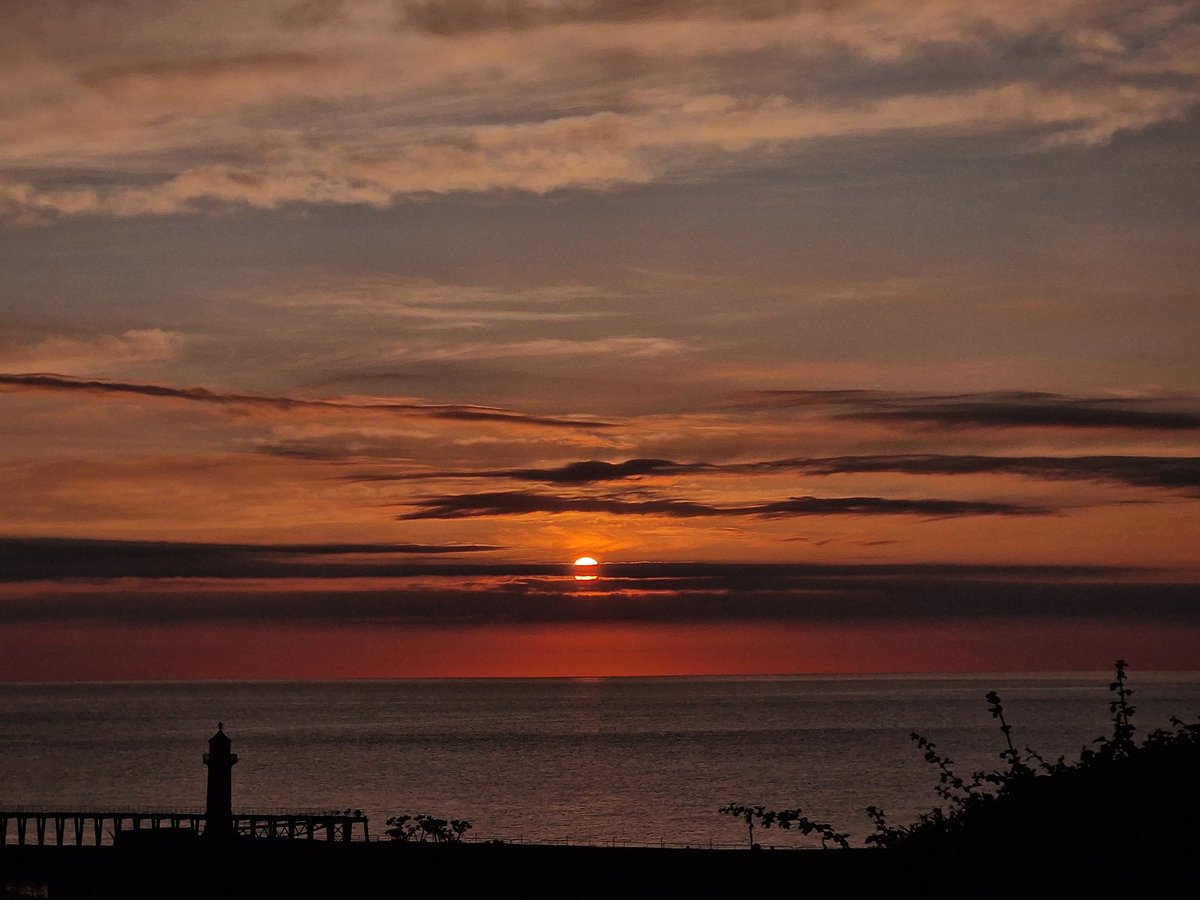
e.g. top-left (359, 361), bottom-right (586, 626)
top-left (0, 808), bottom-right (369, 846)
top-left (0, 725), bottom-right (368, 849)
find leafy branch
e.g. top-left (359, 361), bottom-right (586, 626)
top-left (718, 803), bottom-right (850, 849)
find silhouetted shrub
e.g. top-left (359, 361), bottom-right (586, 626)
top-left (865, 660), bottom-right (1200, 857)
top-left (723, 661), bottom-right (1200, 857)
top-left (385, 813), bottom-right (472, 843)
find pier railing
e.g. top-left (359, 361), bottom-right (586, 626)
top-left (0, 807), bottom-right (369, 847)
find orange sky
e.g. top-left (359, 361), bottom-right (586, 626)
top-left (1, 1), bottom-right (1198, 678)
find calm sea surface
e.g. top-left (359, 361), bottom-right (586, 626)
top-left (2, 675), bottom-right (1198, 848)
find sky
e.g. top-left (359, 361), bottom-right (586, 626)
top-left (1, 0), bottom-right (1198, 679)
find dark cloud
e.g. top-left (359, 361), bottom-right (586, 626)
top-left (0, 373), bottom-right (612, 429)
top-left (259, 442), bottom-right (368, 461)
top-left (78, 53), bottom-right (325, 89)
top-left (856, 401), bottom-right (1200, 432)
top-left (729, 389), bottom-right (886, 409)
top-left (398, 489), bottom-right (1049, 520)
top-left (782, 454), bottom-right (1200, 495)
top-left (0, 537), bottom-right (500, 582)
top-left (732, 390), bottom-right (1200, 431)
top-left (583, 561), bottom-right (1132, 580)
top-left (1, 568), bottom-right (1194, 627)
top-left (11, 547), bottom-right (1189, 629)
top-left (4, 547), bottom-right (1138, 587)
top-left (399, 491), bottom-right (727, 519)
top-left (341, 457), bottom-right (686, 480)
top-left (396, 0), bottom-right (801, 34)
top-left (508, 458), bottom-right (682, 483)
top-left (472, 454), bottom-right (1200, 494)
top-left (753, 496), bottom-right (1044, 518)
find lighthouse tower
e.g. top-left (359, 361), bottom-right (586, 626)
top-left (203, 722), bottom-right (238, 838)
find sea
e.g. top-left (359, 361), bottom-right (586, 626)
top-left (2, 674), bottom-right (1198, 849)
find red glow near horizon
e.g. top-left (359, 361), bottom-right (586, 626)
top-left (2, 620), bottom-right (1198, 682)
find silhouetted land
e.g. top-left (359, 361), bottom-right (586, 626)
top-left (1, 836), bottom-right (1196, 900)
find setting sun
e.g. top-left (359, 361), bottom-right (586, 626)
top-left (573, 557), bottom-right (599, 581)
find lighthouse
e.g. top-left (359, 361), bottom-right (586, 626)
top-left (203, 722), bottom-right (238, 838)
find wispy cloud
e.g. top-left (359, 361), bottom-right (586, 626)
top-left (1, 561), bottom-right (1194, 627)
top-left (388, 336), bottom-right (684, 361)
top-left (398, 489), bottom-right (1049, 520)
top-left (391, 1), bottom-right (816, 34)
top-left (2, 0), bottom-right (1195, 220)
top-left (398, 454), bottom-right (1200, 494)
top-left (731, 390), bottom-right (1200, 431)
top-left (0, 373), bottom-right (613, 429)
top-left (270, 278), bottom-right (618, 331)
top-left (771, 454), bottom-right (1200, 494)
top-left (5, 83), bottom-right (1192, 219)
top-left (0, 329), bottom-right (187, 375)
top-left (0, 536), bottom-right (501, 582)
